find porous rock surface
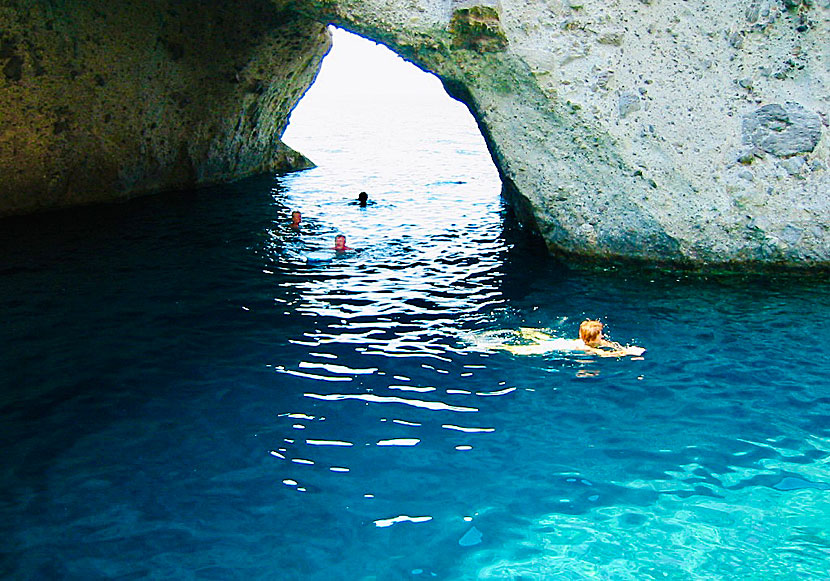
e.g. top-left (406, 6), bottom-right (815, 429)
top-left (2, 0), bottom-right (829, 268)
top-left (0, 0), bottom-right (329, 215)
top-left (299, 0), bottom-right (829, 268)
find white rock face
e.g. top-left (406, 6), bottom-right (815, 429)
top-left (310, 0), bottom-right (829, 267)
top-left (2, 0), bottom-right (826, 267)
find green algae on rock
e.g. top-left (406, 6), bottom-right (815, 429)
top-left (449, 5), bottom-right (508, 53)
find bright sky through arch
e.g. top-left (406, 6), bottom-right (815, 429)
top-left (281, 25), bottom-right (498, 194)
top-left (287, 26), bottom-right (456, 112)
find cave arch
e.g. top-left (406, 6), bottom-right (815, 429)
top-left (1, 0), bottom-right (827, 268)
top-left (281, 26), bottom-right (501, 196)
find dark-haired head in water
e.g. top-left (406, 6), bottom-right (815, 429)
top-left (358, 192), bottom-right (368, 207)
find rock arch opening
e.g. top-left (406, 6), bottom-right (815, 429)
top-left (2, 1), bottom-right (825, 267)
top-left (281, 27), bottom-right (501, 204)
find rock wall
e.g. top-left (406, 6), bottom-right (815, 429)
top-left (1, 0), bottom-right (828, 268)
top-left (0, 0), bottom-right (329, 216)
top-left (293, 0), bottom-right (829, 268)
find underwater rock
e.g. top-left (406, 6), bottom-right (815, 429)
top-left (459, 525), bottom-right (483, 546)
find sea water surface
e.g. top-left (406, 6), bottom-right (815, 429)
top-left (2, 30), bottom-right (830, 580)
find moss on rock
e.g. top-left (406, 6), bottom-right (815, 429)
top-left (449, 6), bottom-right (508, 53)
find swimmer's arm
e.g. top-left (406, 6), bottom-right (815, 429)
top-left (606, 340), bottom-right (645, 356)
top-left (580, 340), bottom-right (624, 357)
top-left (597, 339), bottom-right (645, 357)
top-left (584, 345), bottom-right (646, 358)
top-left (584, 347), bottom-right (627, 357)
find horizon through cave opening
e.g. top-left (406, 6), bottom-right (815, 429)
top-left (280, 26), bottom-right (503, 210)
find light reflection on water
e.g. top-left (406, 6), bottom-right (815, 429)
top-left (0, 29), bottom-right (829, 581)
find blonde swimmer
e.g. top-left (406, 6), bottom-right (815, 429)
top-left (476, 320), bottom-right (644, 358)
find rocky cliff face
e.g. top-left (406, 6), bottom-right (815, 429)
top-left (0, 0), bottom-right (329, 215)
top-left (295, 0), bottom-right (829, 268)
top-left (1, 0), bottom-right (828, 268)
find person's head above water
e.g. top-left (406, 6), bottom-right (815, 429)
top-left (333, 234), bottom-right (350, 251)
top-left (358, 191), bottom-right (368, 206)
top-left (290, 211), bottom-right (301, 226)
top-left (578, 320), bottom-right (605, 347)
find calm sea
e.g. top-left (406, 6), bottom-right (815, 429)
top-left (1, 30), bottom-right (829, 580)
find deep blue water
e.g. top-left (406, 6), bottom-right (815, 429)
top-left (3, 31), bottom-right (830, 580)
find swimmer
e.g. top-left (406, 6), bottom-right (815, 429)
top-left (290, 210), bottom-right (302, 230)
top-left (333, 234), bottom-right (352, 252)
top-left (476, 320), bottom-right (644, 358)
top-left (576, 320), bottom-right (645, 357)
top-left (351, 191), bottom-right (373, 207)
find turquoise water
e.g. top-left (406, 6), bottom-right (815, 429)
top-left (3, 30), bottom-right (830, 580)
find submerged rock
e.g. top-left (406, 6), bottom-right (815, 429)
top-left (773, 476), bottom-right (830, 491)
top-left (459, 525), bottom-right (483, 546)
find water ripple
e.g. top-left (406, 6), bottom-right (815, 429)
top-left (303, 392), bottom-right (479, 413)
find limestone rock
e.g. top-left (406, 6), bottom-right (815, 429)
top-left (2, 0), bottom-right (830, 269)
top-left (781, 155), bottom-right (807, 175)
top-left (0, 0), bottom-right (328, 216)
top-left (618, 92), bottom-right (642, 119)
top-left (742, 103), bottom-right (823, 157)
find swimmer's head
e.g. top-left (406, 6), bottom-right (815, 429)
top-left (358, 191), bottom-right (368, 202)
top-left (579, 320), bottom-right (604, 347)
top-left (290, 211), bottom-right (301, 224)
top-left (334, 234), bottom-right (347, 250)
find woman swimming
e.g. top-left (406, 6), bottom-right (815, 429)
top-left (475, 320), bottom-right (644, 358)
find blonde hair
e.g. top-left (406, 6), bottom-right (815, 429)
top-left (579, 320), bottom-right (604, 347)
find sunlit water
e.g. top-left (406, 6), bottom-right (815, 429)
top-left (2, 30), bottom-right (830, 580)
